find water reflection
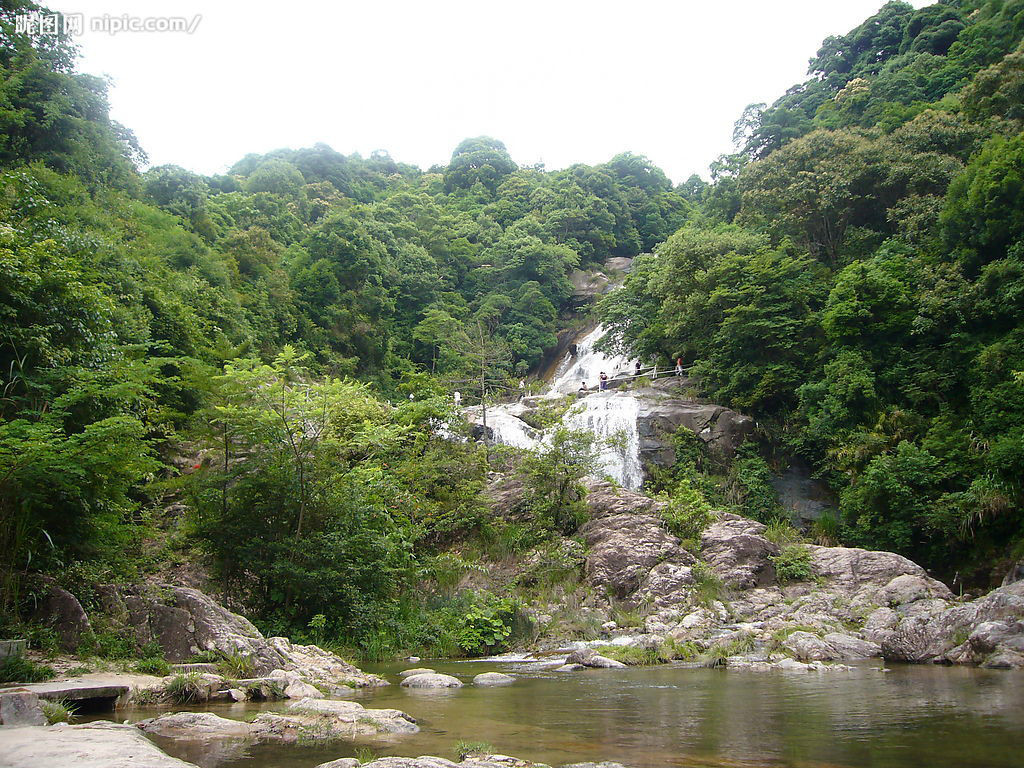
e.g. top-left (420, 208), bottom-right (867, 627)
top-left (123, 660), bottom-right (1024, 768)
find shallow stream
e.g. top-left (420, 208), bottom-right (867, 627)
top-left (117, 658), bottom-right (1024, 768)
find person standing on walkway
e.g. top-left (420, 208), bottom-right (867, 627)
top-left (634, 361), bottom-right (642, 378)
top-left (675, 357), bottom-right (684, 376)
top-left (599, 371), bottom-right (608, 390)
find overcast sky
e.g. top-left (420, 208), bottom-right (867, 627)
top-left (61, 0), bottom-right (932, 182)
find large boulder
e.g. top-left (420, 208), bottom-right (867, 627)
top-left (634, 388), bottom-right (753, 467)
top-left (473, 672), bottom-right (515, 686)
top-left (783, 631), bottom-right (880, 661)
top-left (808, 546), bottom-right (951, 604)
top-left (136, 711), bottom-right (252, 739)
top-left (0, 688), bottom-right (46, 727)
top-left (700, 513), bottom-right (778, 588)
top-left (400, 673), bottom-right (463, 688)
top-left (284, 697), bottom-right (419, 735)
top-left (138, 699), bottom-right (419, 743)
top-left (884, 580), bottom-right (1024, 667)
top-left (580, 483), bottom-right (693, 598)
top-left (34, 582), bottom-right (91, 652)
top-left (98, 584), bottom-right (384, 687)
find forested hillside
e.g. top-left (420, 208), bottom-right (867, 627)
top-left (600, 0), bottom-right (1024, 583)
top-left (2, 0), bottom-right (1023, 661)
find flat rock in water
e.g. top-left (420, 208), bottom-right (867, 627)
top-left (399, 667), bottom-right (436, 677)
top-left (136, 711), bottom-right (252, 739)
top-left (587, 655), bottom-right (627, 669)
top-left (399, 673), bottom-right (463, 688)
top-left (0, 720), bottom-right (198, 767)
top-left (473, 672), bottom-right (515, 686)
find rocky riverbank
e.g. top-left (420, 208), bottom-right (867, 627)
top-left (522, 481), bottom-right (1024, 670)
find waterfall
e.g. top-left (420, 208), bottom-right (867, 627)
top-left (472, 403), bottom-right (542, 450)
top-left (463, 322), bottom-right (647, 489)
top-left (563, 391), bottom-right (645, 489)
top-left (549, 325), bottom-right (638, 394)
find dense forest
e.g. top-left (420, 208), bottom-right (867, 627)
top-left (1, 0), bottom-right (1023, 658)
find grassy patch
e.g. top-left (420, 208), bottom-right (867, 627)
top-left (163, 672), bottom-right (204, 703)
top-left (691, 561), bottom-right (725, 606)
top-left (762, 519), bottom-right (805, 546)
top-left (134, 657), bottom-right (171, 676)
top-left (700, 634), bottom-right (757, 667)
top-left (0, 655), bottom-right (56, 684)
top-left (454, 740), bottom-right (494, 760)
top-left (592, 639), bottom-right (700, 666)
top-left (40, 698), bottom-right (77, 724)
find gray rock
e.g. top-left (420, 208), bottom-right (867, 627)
top-left (700, 514), bottom-right (779, 588)
top-left (1002, 559), bottom-right (1024, 587)
top-left (821, 632), bottom-right (881, 659)
top-left (580, 483), bottom-right (692, 598)
top-left (285, 697), bottom-right (419, 734)
top-left (808, 547), bottom-right (951, 601)
top-left (555, 663), bottom-right (586, 671)
top-left (0, 721), bottom-right (197, 767)
top-left (634, 392), bottom-right (754, 468)
top-left (35, 582), bottom-right (91, 652)
top-left (354, 759), bottom-right (459, 768)
top-left (315, 760), bottom-right (362, 768)
top-left (400, 673), bottom-right (463, 688)
top-left (783, 632), bottom-right (835, 662)
top-left (137, 711), bottom-right (252, 739)
top-left (399, 667), bottom-right (436, 677)
top-left (0, 689), bottom-right (46, 727)
top-left (473, 672), bottom-right (515, 686)
top-left (587, 655), bottom-right (627, 669)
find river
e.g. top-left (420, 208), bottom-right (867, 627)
top-left (125, 658), bottom-right (1024, 768)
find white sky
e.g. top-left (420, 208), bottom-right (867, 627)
top-left (58, 0), bottom-right (933, 182)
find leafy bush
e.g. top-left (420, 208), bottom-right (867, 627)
top-left (771, 544), bottom-right (814, 583)
top-left (453, 594), bottom-right (521, 656)
top-left (661, 479), bottom-right (713, 540)
top-left (79, 629), bottom-right (136, 660)
top-left (0, 655), bottom-right (56, 683)
top-left (725, 446), bottom-right (783, 522)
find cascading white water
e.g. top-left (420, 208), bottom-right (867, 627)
top-left (563, 391), bottom-right (645, 489)
top-left (464, 322), bottom-right (647, 489)
top-left (549, 325), bottom-right (638, 394)
top-left (469, 402), bottom-right (542, 450)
